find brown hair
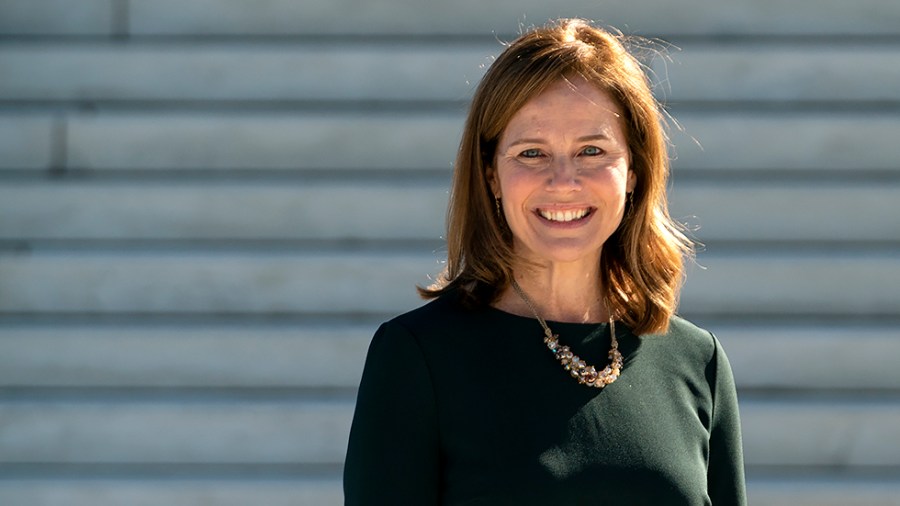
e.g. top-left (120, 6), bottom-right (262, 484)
top-left (419, 18), bottom-right (692, 335)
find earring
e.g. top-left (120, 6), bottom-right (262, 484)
top-left (495, 196), bottom-right (502, 220)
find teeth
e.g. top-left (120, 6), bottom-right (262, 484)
top-left (539, 208), bottom-right (590, 222)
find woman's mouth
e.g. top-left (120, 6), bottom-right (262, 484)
top-left (536, 207), bottom-right (594, 223)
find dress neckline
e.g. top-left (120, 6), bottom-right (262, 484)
top-left (483, 303), bottom-right (611, 331)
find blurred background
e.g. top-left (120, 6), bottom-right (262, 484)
top-left (1, 0), bottom-right (899, 504)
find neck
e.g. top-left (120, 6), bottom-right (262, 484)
top-left (498, 260), bottom-right (609, 324)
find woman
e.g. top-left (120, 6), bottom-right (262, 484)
top-left (344, 18), bottom-right (746, 505)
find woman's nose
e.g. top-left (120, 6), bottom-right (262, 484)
top-left (547, 156), bottom-right (580, 192)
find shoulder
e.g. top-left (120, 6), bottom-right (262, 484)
top-left (659, 315), bottom-right (715, 342)
top-left (367, 291), bottom-right (490, 381)
top-left (641, 315), bottom-right (720, 364)
top-left (373, 292), bottom-right (477, 355)
top-left (386, 289), bottom-right (471, 333)
top-left (357, 296), bottom-right (466, 389)
top-left (633, 316), bottom-right (737, 403)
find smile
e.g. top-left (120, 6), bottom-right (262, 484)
top-left (536, 207), bottom-right (594, 223)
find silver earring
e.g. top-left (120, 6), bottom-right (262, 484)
top-left (495, 196), bottom-right (502, 219)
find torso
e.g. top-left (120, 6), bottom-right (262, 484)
top-left (393, 293), bottom-right (720, 505)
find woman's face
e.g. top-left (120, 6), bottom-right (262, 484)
top-left (490, 77), bottom-right (635, 267)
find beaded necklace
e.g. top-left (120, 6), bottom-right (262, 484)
top-left (510, 279), bottom-right (623, 388)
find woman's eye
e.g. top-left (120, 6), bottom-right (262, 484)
top-left (581, 146), bottom-right (603, 156)
top-left (520, 149), bottom-right (543, 158)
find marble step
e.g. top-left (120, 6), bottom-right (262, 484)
top-left (1, 323), bottom-right (898, 391)
top-left (1, 396), bottom-right (898, 468)
top-left (1, 474), bottom-right (898, 506)
top-left (0, 250), bottom-right (897, 316)
top-left (0, 0), bottom-right (110, 36)
top-left (0, 478), bottom-right (343, 506)
top-left (2, 112), bottom-right (898, 172)
top-left (5, 0), bottom-right (896, 37)
top-left (1, 180), bottom-right (898, 243)
top-left (1, 42), bottom-right (897, 103)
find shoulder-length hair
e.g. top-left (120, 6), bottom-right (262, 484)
top-left (419, 18), bottom-right (692, 335)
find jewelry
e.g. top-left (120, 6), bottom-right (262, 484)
top-left (510, 279), bottom-right (623, 388)
top-left (495, 196), bottom-right (502, 219)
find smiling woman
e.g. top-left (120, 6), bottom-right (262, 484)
top-left (344, 18), bottom-right (746, 505)
top-left (490, 77), bottom-right (634, 273)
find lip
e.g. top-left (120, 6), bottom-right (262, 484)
top-left (533, 205), bottom-right (596, 227)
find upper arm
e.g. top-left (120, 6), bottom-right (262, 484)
top-left (343, 321), bottom-right (441, 505)
top-left (706, 334), bottom-right (747, 505)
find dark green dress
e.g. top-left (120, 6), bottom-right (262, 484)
top-left (344, 291), bottom-right (746, 505)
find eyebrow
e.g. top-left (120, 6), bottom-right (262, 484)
top-left (506, 133), bottom-right (613, 148)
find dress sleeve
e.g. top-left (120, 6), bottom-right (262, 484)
top-left (343, 321), bottom-right (441, 505)
top-left (707, 334), bottom-right (748, 505)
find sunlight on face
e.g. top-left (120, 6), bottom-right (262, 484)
top-left (490, 77), bottom-right (636, 268)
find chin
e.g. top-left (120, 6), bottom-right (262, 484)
top-left (516, 241), bottom-right (606, 266)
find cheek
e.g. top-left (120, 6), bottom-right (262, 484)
top-left (611, 160), bottom-right (633, 189)
top-left (498, 169), bottom-right (539, 205)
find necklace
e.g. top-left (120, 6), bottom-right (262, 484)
top-left (510, 279), bottom-right (623, 389)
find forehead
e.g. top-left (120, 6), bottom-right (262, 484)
top-left (502, 77), bottom-right (625, 139)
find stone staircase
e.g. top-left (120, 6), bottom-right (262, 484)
top-left (1, 1), bottom-right (899, 504)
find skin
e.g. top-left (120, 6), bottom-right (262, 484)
top-left (488, 76), bottom-right (636, 323)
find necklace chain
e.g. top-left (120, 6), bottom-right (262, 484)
top-left (510, 279), bottom-right (623, 388)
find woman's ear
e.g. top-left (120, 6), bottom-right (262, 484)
top-left (487, 167), bottom-right (501, 197)
top-left (626, 169), bottom-right (637, 193)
